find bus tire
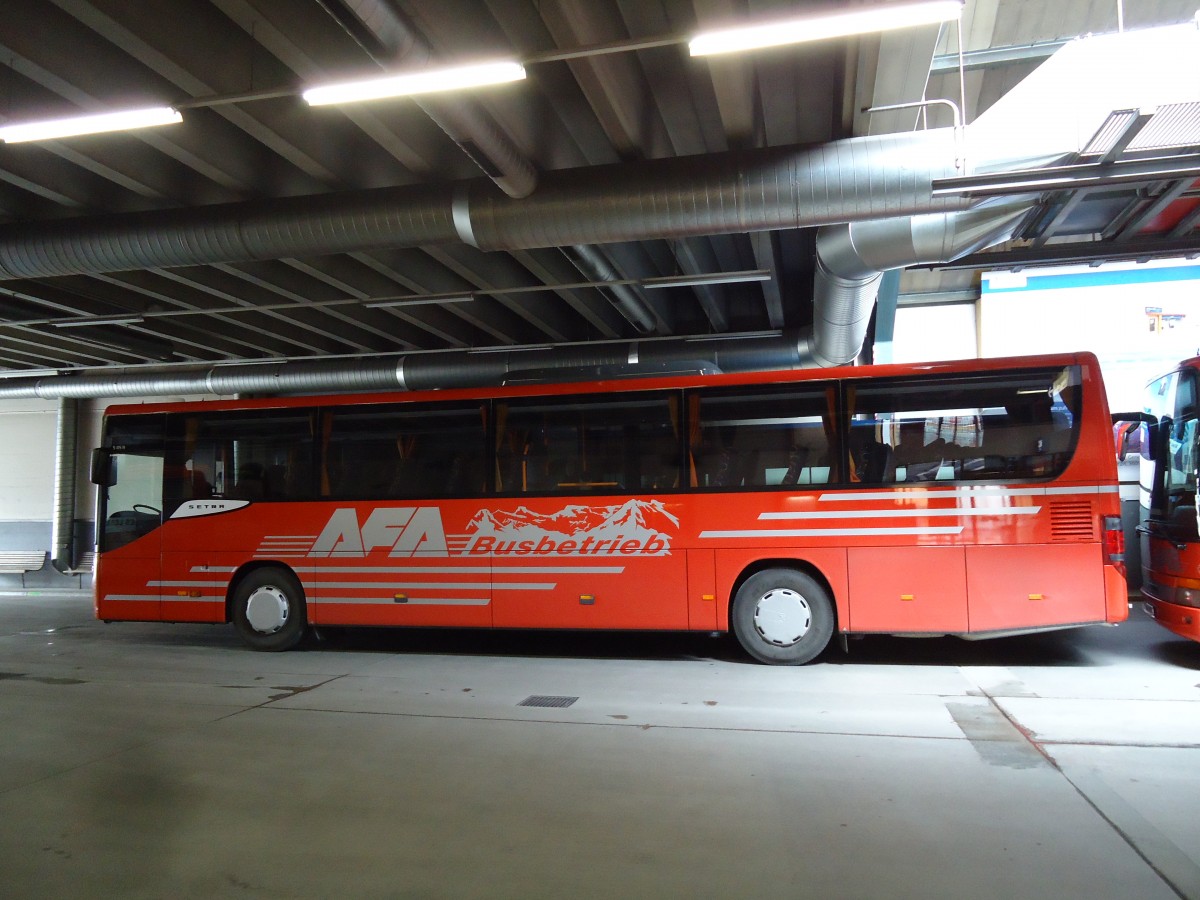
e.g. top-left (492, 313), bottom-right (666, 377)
top-left (731, 568), bottom-right (834, 665)
top-left (232, 567), bottom-right (308, 652)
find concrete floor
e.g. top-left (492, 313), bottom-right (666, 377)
top-left (1, 592), bottom-right (1198, 899)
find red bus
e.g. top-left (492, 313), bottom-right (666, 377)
top-left (90, 351), bottom-right (1127, 664)
top-left (1134, 357), bottom-right (1200, 643)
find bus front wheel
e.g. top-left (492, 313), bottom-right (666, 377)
top-left (731, 568), bottom-right (834, 665)
top-left (232, 567), bottom-right (308, 652)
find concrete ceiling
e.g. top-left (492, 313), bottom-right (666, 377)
top-left (0, 0), bottom-right (1197, 375)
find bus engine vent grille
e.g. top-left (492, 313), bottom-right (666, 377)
top-left (1049, 500), bottom-right (1095, 541)
top-left (518, 695), bottom-right (578, 708)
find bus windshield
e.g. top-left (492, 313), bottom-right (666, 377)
top-left (98, 416), bottom-right (164, 553)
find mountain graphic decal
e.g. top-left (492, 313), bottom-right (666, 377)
top-left (463, 499), bottom-right (678, 556)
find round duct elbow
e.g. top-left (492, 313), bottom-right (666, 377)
top-left (811, 256), bottom-right (881, 369)
top-left (808, 199), bottom-right (1036, 368)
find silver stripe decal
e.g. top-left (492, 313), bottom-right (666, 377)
top-left (819, 485), bottom-right (1113, 501)
top-left (149, 580), bottom-right (229, 587)
top-left (700, 526), bottom-right (964, 538)
top-left (291, 565), bottom-right (624, 574)
top-left (759, 507), bottom-right (1041, 520)
top-left (191, 566), bottom-right (236, 573)
top-left (492, 565), bottom-right (625, 574)
top-left (107, 594), bottom-right (220, 603)
top-left (295, 564), bottom-right (485, 573)
top-left (298, 581), bottom-right (556, 590)
top-left (307, 596), bottom-right (491, 606)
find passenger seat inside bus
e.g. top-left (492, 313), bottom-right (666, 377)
top-left (893, 423), bottom-right (942, 482)
top-left (229, 462), bottom-right (265, 499)
top-left (265, 465), bottom-right (288, 500)
top-left (848, 428), bottom-right (894, 484)
top-left (387, 457), bottom-right (428, 497)
top-left (979, 417), bottom-right (1058, 476)
top-left (859, 439), bottom-right (895, 483)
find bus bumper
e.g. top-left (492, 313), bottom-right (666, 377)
top-left (1104, 565), bottom-right (1129, 623)
top-left (1142, 599), bottom-right (1200, 642)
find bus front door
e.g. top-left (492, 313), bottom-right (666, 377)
top-left (95, 445), bottom-right (165, 622)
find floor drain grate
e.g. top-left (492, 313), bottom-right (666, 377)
top-left (518, 695), bottom-right (578, 708)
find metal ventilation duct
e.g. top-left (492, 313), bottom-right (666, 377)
top-left (810, 200), bottom-right (1035, 367)
top-left (50, 398), bottom-right (78, 573)
top-left (0, 130), bottom-right (966, 396)
top-left (806, 21), bottom-right (1200, 368)
top-left (460, 132), bottom-right (966, 250)
top-left (1, 23), bottom-right (1196, 395)
top-left (0, 332), bottom-right (814, 400)
top-left (0, 129), bottom-right (964, 281)
top-left (568, 244), bottom-right (658, 334)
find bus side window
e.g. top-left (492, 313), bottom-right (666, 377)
top-left (707, 427), bottom-right (751, 487)
top-left (495, 413), bottom-right (555, 493)
top-left (980, 390), bottom-right (1074, 477)
top-left (444, 452), bottom-right (484, 495)
top-left (691, 384), bottom-right (834, 489)
top-left (231, 462), bottom-right (266, 499)
top-left (848, 425), bottom-right (895, 484)
top-left (494, 426), bottom-right (525, 493)
top-left (387, 437), bottom-right (427, 497)
top-left (777, 422), bottom-right (831, 485)
top-left (893, 421), bottom-right (941, 482)
top-left (496, 393), bottom-right (677, 495)
top-left (324, 402), bottom-right (486, 500)
top-left (853, 366), bottom-right (1081, 485)
top-left (167, 409), bottom-right (314, 510)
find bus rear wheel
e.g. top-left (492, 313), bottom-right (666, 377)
top-left (232, 567), bottom-right (308, 652)
top-left (732, 568), bottom-right (833, 665)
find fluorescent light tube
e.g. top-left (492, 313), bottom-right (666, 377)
top-left (304, 61), bottom-right (526, 106)
top-left (0, 107), bottom-right (182, 143)
top-left (689, 0), bottom-right (963, 56)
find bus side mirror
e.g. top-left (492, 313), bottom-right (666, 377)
top-left (1111, 413), bottom-right (1155, 461)
top-left (90, 448), bottom-right (115, 486)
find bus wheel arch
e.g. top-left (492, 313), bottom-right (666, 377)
top-left (227, 562), bottom-right (308, 652)
top-left (729, 561), bottom-right (836, 665)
